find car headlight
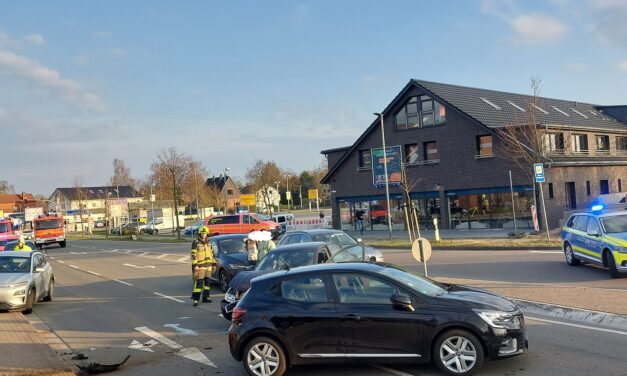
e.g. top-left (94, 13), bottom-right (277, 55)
top-left (473, 309), bottom-right (522, 330)
top-left (228, 264), bottom-right (249, 270)
top-left (14, 289), bottom-right (26, 296)
top-left (615, 247), bottom-right (627, 254)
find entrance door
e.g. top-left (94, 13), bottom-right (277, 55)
top-left (565, 182), bottom-right (577, 209)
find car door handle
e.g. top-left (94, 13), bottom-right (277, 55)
top-left (344, 314), bottom-right (361, 321)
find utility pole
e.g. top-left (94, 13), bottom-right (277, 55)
top-left (375, 112), bottom-right (393, 240)
top-left (193, 163), bottom-right (200, 220)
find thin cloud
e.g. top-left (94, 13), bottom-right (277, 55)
top-left (109, 48), bottom-right (126, 58)
top-left (509, 14), bottom-right (569, 45)
top-left (23, 34), bottom-right (45, 45)
top-left (0, 50), bottom-right (106, 111)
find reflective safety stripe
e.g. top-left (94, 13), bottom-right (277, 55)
top-left (572, 244), bottom-right (599, 257)
top-left (605, 235), bottom-right (627, 247)
top-left (203, 286), bottom-right (210, 290)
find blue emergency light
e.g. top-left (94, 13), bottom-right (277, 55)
top-left (590, 204), bottom-right (605, 212)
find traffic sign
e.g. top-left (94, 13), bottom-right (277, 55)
top-left (534, 163), bottom-right (545, 183)
top-left (240, 194), bottom-right (256, 206)
top-left (411, 237), bottom-right (432, 263)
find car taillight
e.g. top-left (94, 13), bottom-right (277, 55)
top-left (232, 307), bottom-right (247, 324)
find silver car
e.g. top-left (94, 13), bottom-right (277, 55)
top-left (276, 229), bottom-right (384, 262)
top-left (0, 250), bottom-right (54, 314)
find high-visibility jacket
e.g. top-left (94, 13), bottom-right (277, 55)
top-left (13, 244), bottom-right (32, 251)
top-left (191, 239), bottom-right (216, 267)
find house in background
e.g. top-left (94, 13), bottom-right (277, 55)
top-left (206, 175), bottom-right (241, 213)
top-left (240, 185), bottom-right (280, 213)
top-left (321, 79), bottom-right (627, 231)
top-left (0, 192), bottom-right (37, 215)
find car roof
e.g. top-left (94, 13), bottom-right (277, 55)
top-left (0, 251), bottom-right (36, 257)
top-left (272, 242), bottom-right (329, 253)
top-left (210, 234), bottom-right (247, 240)
top-left (286, 229), bottom-right (343, 235)
top-left (252, 262), bottom-right (387, 283)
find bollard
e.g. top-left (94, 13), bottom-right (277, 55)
top-left (433, 217), bottom-right (440, 242)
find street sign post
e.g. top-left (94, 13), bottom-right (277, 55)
top-left (411, 237), bottom-right (432, 277)
top-left (534, 163), bottom-right (550, 240)
top-left (534, 163), bottom-right (545, 183)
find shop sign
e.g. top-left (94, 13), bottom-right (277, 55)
top-left (371, 145), bottom-right (402, 187)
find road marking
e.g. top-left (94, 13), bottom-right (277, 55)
top-left (526, 316), bottom-right (627, 336)
top-left (164, 323), bottom-right (198, 336)
top-left (370, 364), bottom-right (414, 376)
top-left (139, 252), bottom-right (149, 256)
top-left (123, 263), bottom-right (156, 269)
top-left (529, 251), bottom-right (562, 254)
top-left (49, 256), bottom-right (55, 260)
top-left (57, 260), bottom-right (65, 264)
top-left (154, 292), bottom-right (184, 303)
top-left (114, 279), bottom-right (133, 286)
top-left (157, 254), bottom-right (169, 259)
top-left (177, 256), bottom-right (190, 263)
top-left (177, 347), bottom-right (216, 368)
top-left (87, 271), bottom-right (102, 276)
top-left (135, 326), bottom-right (182, 349)
top-left (69, 265), bottom-right (80, 269)
top-left (129, 339), bottom-right (154, 352)
top-left (70, 251), bottom-right (88, 255)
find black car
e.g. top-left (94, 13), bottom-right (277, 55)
top-left (228, 262), bottom-right (527, 376)
top-left (276, 229), bottom-right (384, 262)
top-left (208, 234), bottom-right (253, 292)
top-left (221, 242), bottom-right (332, 320)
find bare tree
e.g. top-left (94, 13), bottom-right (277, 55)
top-left (109, 159), bottom-right (136, 189)
top-left (246, 160), bottom-right (283, 213)
top-left (0, 180), bottom-right (15, 194)
top-left (399, 158), bottom-right (423, 243)
top-left (72, 176), bottom-right (86, 238)
top-left (155, 148), bottom-right (191, 239)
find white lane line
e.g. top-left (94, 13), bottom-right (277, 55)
top-left (529, 251), bottom-right (562, 254)
top-left (123, 263), bottom-right (156, 269)
top-left (139, 252), bottom-right (149, 256)
top-left (157, 254), bottom-right (169, 259)
top-left (57, 260), bottom-right (65, 264)
top-left (370, 364), bottom-right (415, 376)
top-left (135, 326), bottom-right (182, 349)
top-left (69, 265), bottom-right (80, 269)
top-left (49, 256), bottom-right (55, 260)
top-left (114, 279), bottom-right (133, 286)
top-left (526, 316), bottom-right (627, 336)
top-left (154, 292), bottom-right (184, 303)
top-left (87, 271), bottom-right (102, 276)
top-left (70, 251), bottom-right (88, 255)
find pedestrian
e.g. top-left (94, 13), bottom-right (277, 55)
top-left (255, 230), bottom-right (276, 260)
top-left (190, 226), bottom-right (216, 306)
top-left (13, 235), bottom-right (32, 251)
top-left (355, 209), bottom-right (365, 235)
top-left (245, 237), bottom-right (258, 265)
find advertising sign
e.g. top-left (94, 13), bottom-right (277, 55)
top-left (240, 194), bottom-right (256, 206)
top-left (25, 207), bottom-right (44, 221)
top-left (371, 146), bottom-right (402, 187)
top-left (286, 191), bottom-right (292, 201)
top-left (531, 205), bottom-right (540, 231)
top-left (308, 189), bottom-right (319, 199)
top-left (534, 163), bottom-right (545, 183)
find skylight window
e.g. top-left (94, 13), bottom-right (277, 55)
top-left (552, 106), bottom-right (569, 116)
top-left (588, 110), bottom-right (598, 116)
top-left (480, 97), bottom-right (501, 110)
top-left (89, 190), bottom-right (94, 194)
top-left (531, 104), bottom-right (548, 114)
top-left (571, 108), bottom-right (588, 118)
top-left (507, 100), bottom-right (525, 112)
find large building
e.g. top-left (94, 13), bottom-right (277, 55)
top-left (321, 79), bottom-right (627, 231)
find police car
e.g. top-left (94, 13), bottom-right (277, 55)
top-left (561, 205), bottom-right (627, 278)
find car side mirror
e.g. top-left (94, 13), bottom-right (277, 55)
top-left (587, 230), bottom-right (600, 237)
top-left (356, 238), bottom-right (362, 243)
top-left (390, 293), bottom-right (414, 312)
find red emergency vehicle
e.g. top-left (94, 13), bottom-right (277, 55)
top-left (0, 217), bottom-right (19, 250)
top-left (34, 213), bottom-right (66, 249)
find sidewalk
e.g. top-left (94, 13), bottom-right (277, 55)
top-left (0, 312), bottom-right (74, 376)
top-left (345, 228), bottom-right (514, 241)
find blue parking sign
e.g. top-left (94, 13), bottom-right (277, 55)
top-left (534, 163), bottom-right (545, 182)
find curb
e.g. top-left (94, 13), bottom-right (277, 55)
top-left (513, 298), bottom-right (627, 331)
top-left (375, 245), bottom-right (561, 251)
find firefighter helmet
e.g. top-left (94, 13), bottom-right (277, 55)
top-left (198, 226), bottom-right (209, 235)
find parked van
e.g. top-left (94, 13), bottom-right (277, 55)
top-left (204, 213), bottom-right (280, 238)
top-left (144, 215), bottom-right (185, 235)
top-left (271, 212), bottom-right (295, 234)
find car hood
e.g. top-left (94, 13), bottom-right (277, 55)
top-left (0, 273), bottom-right (30, 286)
top-left (437, 284), bottom-right (519, 311)
top-left (228, 270), bottom-right (269, 292)
top-left (221, 252), bottom-right (249, 266)
top-left (605, 232), bottom-right (627, 243)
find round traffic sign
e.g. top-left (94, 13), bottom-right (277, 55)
top-left (411, 237), bottom-right (432, 263)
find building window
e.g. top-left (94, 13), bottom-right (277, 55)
top-left (619, 179), bottom-right (623, 193)
top-left (548, 183), bottom-right (554, 199)
top-left (227, 189), bottom-right (233, 195)
top-left (544, 133), bottom-right (565, 154)
top-left (405, 144), bottom-right (419, 165)
top-left (572, 134), bottom-right (589, 154)
top-left (600, 180), bottom-right (609, 195)
top-left (395, 95), bottom-right (446, 130)
top-left (595, 135), bottom-right (610, 154)
top-left (586, 181), bottom-right (591, 196)
top-left (476, 135), bottom-right (494, 157)
top-left (423, 141), bottom-right (439, 162)
top-left (617, 136), bottom-right (627, 154)
top-left (358, 150), bottom-right (372, 169)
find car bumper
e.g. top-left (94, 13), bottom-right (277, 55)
top-left (0, 291), bottom-right (27, 310)
top-left (220, 300), bottom-right (235, 320)
top-left (485, 330), bottom-right (528, 359)
top-left (35, 237), bottom-right (64, 244)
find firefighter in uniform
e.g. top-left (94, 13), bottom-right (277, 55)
top-left (13, 236), bottom-right (32, 251)
top-left (191, 226), bottom-right (216, 306)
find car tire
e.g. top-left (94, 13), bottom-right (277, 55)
top-left (60, 241), bottom-right (66, 248)
top-left (433, 329), bottom-right (484, 376)
top-left (43, 278), bottom-right (54, 302)
top-left (23, 288), bottom-right (36, 314)
top-left (605, 250), bottom-right (620, 279)
top-left (243, 336), bottom-right (287, 376)
top-left (564, 242), bottom-right (580, 266)
top-left (219, 270), bottom-right (229, 292)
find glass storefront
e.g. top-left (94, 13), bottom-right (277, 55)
top-left (447, 186), bottom-right (533, 229)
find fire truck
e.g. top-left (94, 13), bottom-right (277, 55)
top-left (0, 217), bottom-right (19, 250)
top-left (34, 213), bottom-right (66, 249)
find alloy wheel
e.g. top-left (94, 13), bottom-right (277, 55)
top-left (246, 342), bottom-right (281, 376)
top-left (439, 336), bottom-right (477, 374)
top-left (565, 245), bottom-right (573, 263)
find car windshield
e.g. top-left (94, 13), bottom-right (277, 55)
top-left (253, 214), bottom-right (269, 221)
top-left (254, 249), bottom-right (315, 271)
top-left (311, 232), bottom-right (356, 245)
top-left (329, 245), bottom-right (370, 262)
top-left (0, 223), bottom-right (9, 233)
top-left (0, 256), bottom-right (31, 273)
top-left (35, 219), bottom-right (62, 230)
top-left (379, 265), bottom-right (447, 297)
top-left (218, 238), bottom-right (247, 254)
top-left (601, 215), bottom-right (627, 234)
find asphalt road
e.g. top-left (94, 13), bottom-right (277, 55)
top-left (27, 240), bottom-right (627, 376)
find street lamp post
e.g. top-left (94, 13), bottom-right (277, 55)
top-left (286, 174), bottom-right (291, 211)
top-left (223, 168), bottom-right (230, 214)
top-left (193, 163), bottom-right (200, 220)
top-left (149, 181), bottom-right (155, 227)
top-left (275, 181), bottom-right (280, 212)
top-left (374, 112), bottom-right (393, 240)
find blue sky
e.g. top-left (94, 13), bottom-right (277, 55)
top-left (1, 0), bottom-right (626, 195)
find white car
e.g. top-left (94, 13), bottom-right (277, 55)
top-left (0, 250), bottom-right (54, 314)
